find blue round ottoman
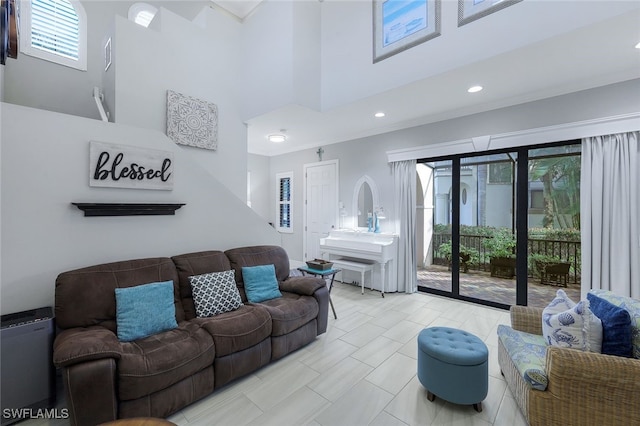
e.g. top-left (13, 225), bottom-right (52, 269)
top-left (417, 327), bottom-right (488, 412)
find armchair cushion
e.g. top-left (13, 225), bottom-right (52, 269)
top-left (115, 280), bottom-right (178, 342)
top-left (587, 292), bottom-right (632, 357)
top-left (497, 324), bottom-right (548, 390)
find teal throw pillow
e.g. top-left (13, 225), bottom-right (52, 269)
top-left (115, 280), bottom-right (178, 342)
top-left (587, 292), bottom-right (633, 357)
top-left (242, 264), bottom-right (282, 303)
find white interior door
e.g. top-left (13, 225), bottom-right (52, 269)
top-left (304, 160), bottom-right (338, 261)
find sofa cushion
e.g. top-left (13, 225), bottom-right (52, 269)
top-left (117, 321), bottom-right (215, 400)
top-left (55, 257), bottom-right (183, 331)
top-left (497, 324), bottom-right (548, 390)
top-left (225, 245), bottom-right (291, 285)
top-left (587, 292), bottom-right (633, 357)
top-left (542, 290), bottom-right (602, 353)
top-left (172, 251), bottom-right (232, 320)
top-left (115, 281), bottom-right (178, 342)
top-left (193, 304), bottom-right (272, 357)
top-left (242, 264), bottom-right (282, 303)
top-left (258, 292), bottom-right (319, 336)
top-left (189, 270), bottom-right (243, 317)
top-left (589, 289), bottom-right (640, 359)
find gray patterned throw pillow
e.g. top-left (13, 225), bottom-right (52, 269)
top-left (189, 270), bottom-right (243, 317)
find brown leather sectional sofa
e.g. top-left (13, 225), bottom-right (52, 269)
top-left (53, 245), bottom-right (329, 426)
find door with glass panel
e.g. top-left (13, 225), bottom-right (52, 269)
top-left (457, 153), bottom-right (518, 306)
top-left (417, 160), bottom-right (453, 294)
top-left (527, 145), bottom-right (582, 306)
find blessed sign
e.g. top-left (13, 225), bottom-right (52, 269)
top-left (89, 141), bottom-right (174, 190)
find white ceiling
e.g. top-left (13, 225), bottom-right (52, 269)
top-left (210, 0), bottom-right (263, 19)
top-left (213, 1), bottom-right (640, 157)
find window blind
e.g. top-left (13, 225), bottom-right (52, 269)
top-left (279, 177), bottom-right (291, 228)
top-left (276, 173), bottom-right (293, 232)
top-left (30, 0), bottom-right (79, 60)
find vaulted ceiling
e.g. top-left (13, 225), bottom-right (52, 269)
top-left (211, 1), bottom-right (640, 157)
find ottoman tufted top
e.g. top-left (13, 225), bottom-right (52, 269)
top-left (418, 326), bottom-right (488, 366)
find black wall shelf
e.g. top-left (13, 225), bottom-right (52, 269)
top-left (72, 203), bottom-right (185, 217)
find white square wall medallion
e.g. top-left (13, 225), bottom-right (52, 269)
top-left (166, 90), bottom-right (218, 150)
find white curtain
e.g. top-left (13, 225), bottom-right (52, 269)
top-left (392, 160), bottom-right (417, 293)
top-left (581, 131), bottom-right (640, 299)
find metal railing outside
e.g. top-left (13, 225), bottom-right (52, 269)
top-left (432, 233), bottom-right (581, 284)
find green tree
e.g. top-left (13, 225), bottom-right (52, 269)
top-left (528, 155), bottom-right (580, 229)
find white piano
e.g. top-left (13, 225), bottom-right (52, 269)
top-left (319, 230), bottom-right (399, 296)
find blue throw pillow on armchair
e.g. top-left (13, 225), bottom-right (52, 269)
top-left (242, 264), bottom-right (282, 303)
top-left (587, 292), bottom-right (633, 357)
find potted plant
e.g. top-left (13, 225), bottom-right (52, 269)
top-left (438, 241), bottom-right (478, 273)
top-left (484, 229), bottom-right (516, 278)
top-left (530, 253), bottom-right (571, 286)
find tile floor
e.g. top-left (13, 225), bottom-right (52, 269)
top-left (25, 283), bottom-right (529, 426)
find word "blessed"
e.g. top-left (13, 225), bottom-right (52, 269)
top-left (93, 151), bottom-right (172, 182)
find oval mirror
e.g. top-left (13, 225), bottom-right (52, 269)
top-left (357, 182), bottom-right (373, 227)
top-left (352, 175), bottom-right (379, 230)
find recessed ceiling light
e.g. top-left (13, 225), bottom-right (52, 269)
top-left (468, 85), bottom-right (483, 93)
top-left (268, 134), bottom-right (286, 143)
top-left (635, 41), bottom-right (640, 49)
top-left (374, 112), bottom-right (386, 118)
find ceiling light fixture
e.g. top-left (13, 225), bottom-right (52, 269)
top-left (374, 112), bottom-right (386, 118)
top-left (635, 41), bottom-right (640, 49)
top-left (268, 134), bottom-right (287, 143)
top-left (468, 85), bottom-right (483, 93)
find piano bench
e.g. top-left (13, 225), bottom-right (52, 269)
top-left (331, 259), bottom-right (376, 295)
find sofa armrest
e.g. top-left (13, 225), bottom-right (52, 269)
top-left (279, 276), bottom-right (326, 296)
top-left (63, 358), bottom-right (118, 426)
top-left (281, 276), bottom-right (329, 335)
top-left (527, 346), bottom-right (640, 426)
top-left (53, 326), bottom-right (121, 368)
top-left (510, 306), bottom-right (544, 335)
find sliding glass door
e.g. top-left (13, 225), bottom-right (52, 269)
top-left (417, 142), bottom-right (581, 309)
top-left (457, 154), bottom-right (518, 306)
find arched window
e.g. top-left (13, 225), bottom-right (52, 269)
top-left (128, 3), bottom-right (157, 28)
top-left (20, 0), bottom-right (87, 70)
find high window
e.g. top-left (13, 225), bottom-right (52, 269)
top-left (276, 172), bottom-right (293, 233)
top-left (128, 3), bottom-right (157, 28)
top-left (20, 0), bottom-right (87, 70)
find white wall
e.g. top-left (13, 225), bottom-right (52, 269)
top-left (269, 79), bottom-right (640, 264)
top-left (248, 153), bottom-right (271, 221)
top-left (240, 0), bottom-right (322, 120)
top-left (111, 7), bottom-right (247, 200)
top-left (2, 1), bottom-right (211, 120)
top-left (0, 103), bottom-right (280, 315)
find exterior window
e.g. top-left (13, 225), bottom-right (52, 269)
top-left (276, 172), bottom-right (293, 233)
top-left (128, 3), bottom-right (157, 28)
top-left (20, 0), bottom-right (87, 70)
top-left (529, 189), bottom-right (544, 210)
